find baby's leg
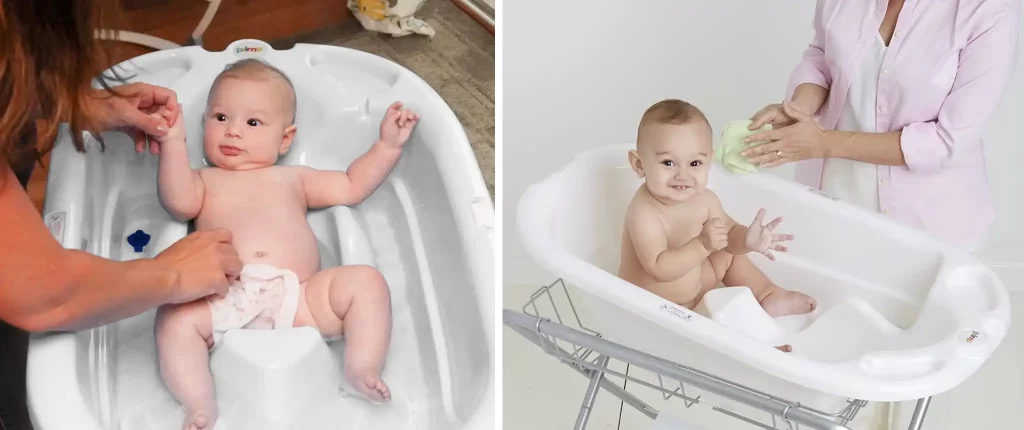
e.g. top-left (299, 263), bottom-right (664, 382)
top-left (154, 300), bottom-right (217, 430)
top-left (719, 253), bottom-right (816, 317)
top-left (702, 253), bottom-right (803, 352)
top-left (293, 265), bottom-right (393, 403)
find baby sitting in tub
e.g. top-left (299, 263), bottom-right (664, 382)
top-left (617, 99), bottom-right (816, 350)
top-left (149, 59), bottom-right (418, 430)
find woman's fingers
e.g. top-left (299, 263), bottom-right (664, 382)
top-left (205, 228), bottom-right (235, 245)
top-left (781, 102), bottom-right (810, 121)
top-left (743, 127), bottom-right (784, 145)
top-left (744, 145), bottom-right (784, 165)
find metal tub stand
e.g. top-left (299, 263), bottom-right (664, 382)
top-left (504, 279), bottom-right (933, 430)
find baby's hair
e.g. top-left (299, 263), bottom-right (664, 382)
top-left (636, 99), bottom-right (710, 147)
top-left (209, 58), bottom-right (298, 123)
top-left (639, 99), bottom-right (708, 128)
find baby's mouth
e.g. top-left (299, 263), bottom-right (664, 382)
top-left (670, 185), bottom-right (689, 191)
top-left (219, 145), bottom-right (243, 156)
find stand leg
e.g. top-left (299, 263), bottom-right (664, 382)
top-left (907, 397), bottom-right (931, 430)
top-left (574, 355), bottom-right (610, 430)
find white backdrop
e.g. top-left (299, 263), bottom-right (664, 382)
top-left (502, 1), bottom-right (1024, 289)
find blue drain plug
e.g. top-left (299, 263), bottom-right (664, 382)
top-left (127, 230), bottom-right (151, 253)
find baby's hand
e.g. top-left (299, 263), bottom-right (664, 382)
top-left (379, 101), bottom-right (419, 149)
top-left (147, 102), bottom-right (186, 154)
top-left (744, 208), bottom-right (793, 261)
top-left (700, 217), bottom-right (729, 252)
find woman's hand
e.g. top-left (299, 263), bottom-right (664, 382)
top-left (748, 102), bottom-right (799, 130)
top-left (86, 83), bottom-right (180, 155)
top-left (153, 228), bottom-right (243, 304)
top-left (741, 102), bottom-right (829, 168)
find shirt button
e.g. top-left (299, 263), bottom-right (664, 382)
top-left (879, 105), bottom-right (887, 113)
top-left (880, 178), bottom-right (886, 185)
top-left (883, 210), bottom-right (890, 215)
top-left (881, 68), bottom-right (889, 76)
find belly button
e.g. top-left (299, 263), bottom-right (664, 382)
top-left (254, 251), bottom-right (267, 258)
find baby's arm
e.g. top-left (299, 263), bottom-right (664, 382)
top-left (302, 101), bottom-right (418, 208)
top-left (153, 104), bottom-right (205, 221)
top-left (626, 203), bottom-right (712, 283)
top-left (300, 144), bottom-right (402, 208)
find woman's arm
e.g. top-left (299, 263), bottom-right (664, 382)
top-left (823, 131), bottom-right (906, 166)
top-left (0, 166), bottom-right (178, 332)
top-left (825, 2), bottom-right (1019, 169)
top-left (897, 3), bottom-right (1020, 174)
top-left (785, 0), bottom-right (832, 115)
top-left (790, 82), bottom-right (829, 119)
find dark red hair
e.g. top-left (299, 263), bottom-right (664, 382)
top-left (0, 0), bottom-right (131, 185)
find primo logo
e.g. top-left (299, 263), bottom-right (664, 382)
top-left (965, 330), bottom-right (980, 343)
top-left (235, 46), bottom-right (264, 54)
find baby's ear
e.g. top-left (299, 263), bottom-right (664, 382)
top-left (628, 149), bottom-right (645, 178)
top-left (280, 124), bottom-right (298, 154)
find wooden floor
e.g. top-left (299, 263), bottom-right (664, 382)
top-left (26, 0), bottom-right (354, 212)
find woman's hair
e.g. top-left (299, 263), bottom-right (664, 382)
top-left (0, 0), bottom-right (130, 181)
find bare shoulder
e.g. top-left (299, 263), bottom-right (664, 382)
top-left (278, 165), bottom-right (310, 180)
top-left (624, 188), bottom-right (662, 231)
top-left (699, 188), bottom-right (724, 209)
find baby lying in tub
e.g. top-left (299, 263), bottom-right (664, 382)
top-left (617, 99), bottom-right (816, 351)
top-left (149, 59), bottom-right (418, 430)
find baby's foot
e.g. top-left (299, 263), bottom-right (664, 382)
top-left (342, 367), bottom-right (392, 404)
top-left (775, 344), bottom-right (793, 353)
top-left (761, 290), bottom-right (817, 317)
top-left (182, 410), bottom-right (215, 430)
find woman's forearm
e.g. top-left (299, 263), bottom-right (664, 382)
top-left (824, 130), bottom-right (907, 166)
top-left (789, 82), bottom-right (829, 117)
top-left (0, 166), bottom-right (178, 332)
top-left (44, 250), bottom-right (178, 331)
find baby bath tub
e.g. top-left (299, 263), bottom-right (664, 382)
top-left (516, 144), bottom-right (1011, 415)
top-left (27, 39), bottom-right (494, 430)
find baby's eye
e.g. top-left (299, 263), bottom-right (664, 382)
top-left (690, 160), bottom-right (703, 167)
top-left (661, 160), bottom-right (675, 167)
top-left (247, 119), bottom-right (261, 126)
top-left (215, 113), bottom-right (227, 121)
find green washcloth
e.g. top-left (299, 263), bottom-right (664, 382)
top-left (714, 120), bottom-right (773, 175)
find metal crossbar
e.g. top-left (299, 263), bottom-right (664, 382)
top-left (504, 278), bottom-right (932, 430)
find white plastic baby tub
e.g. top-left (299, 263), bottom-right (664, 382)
top-left (27, 39), bottom-right (494, 430)
top-left (516, 144), bottom-right (1011, 412)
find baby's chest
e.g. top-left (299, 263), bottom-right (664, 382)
top-left (661, 212), bottom-right (707, 248)
top-left (202, 173), bottom-right (305, 212)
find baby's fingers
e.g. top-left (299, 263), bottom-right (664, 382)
top-left (771, 243), bottom-right (788, 253)
top-left (772, 233), bottom-right (794, 242)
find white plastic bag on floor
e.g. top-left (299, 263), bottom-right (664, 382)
top-left (348, 0), bottom-right (436, 37)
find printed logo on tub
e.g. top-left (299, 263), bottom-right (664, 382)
top-left (661, 303), bottom-right (692, 321)
top-left (233, 41), bottom-right (270, 59)
top-left (965, 330), bottom-right (980, 343)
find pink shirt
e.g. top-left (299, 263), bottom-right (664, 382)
top-left (786, 0), bottom-right (1020, 249)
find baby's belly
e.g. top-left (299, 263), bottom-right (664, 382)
top-left (197, 215), bottom-right (321, 282)
top-left (619, 257), bottom-right (704, 307)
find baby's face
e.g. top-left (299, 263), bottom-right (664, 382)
top-left (202, 77), bottom-right (296, 170)
top-left (631, 121), bottom-right (713, 203)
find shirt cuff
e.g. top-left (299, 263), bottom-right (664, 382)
top-left (900, 121), bottom-right (951, 173)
